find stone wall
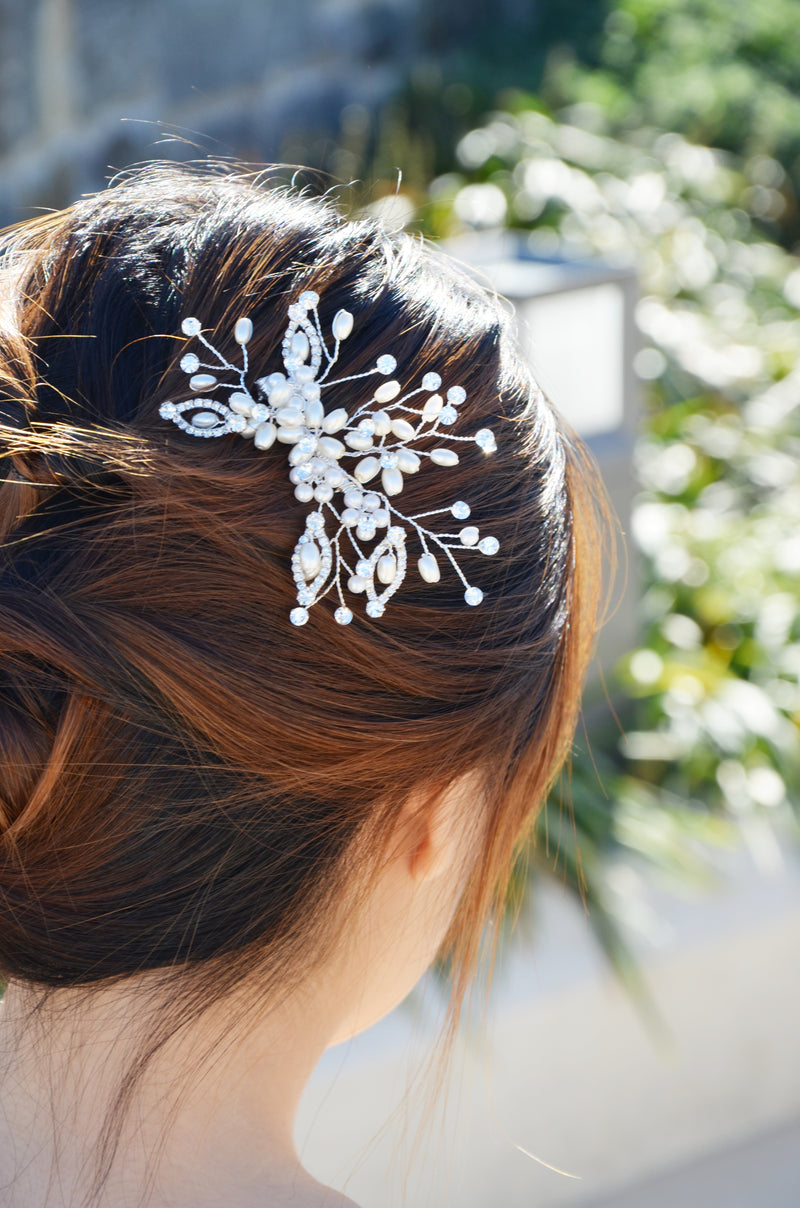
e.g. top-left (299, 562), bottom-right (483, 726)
top-left (0, 0), bottom-right (419, 225)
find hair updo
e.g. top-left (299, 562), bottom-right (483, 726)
top-left (0, 164), bottom-right (605, 1025)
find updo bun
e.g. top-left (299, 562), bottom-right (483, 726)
top-left (0, 165), bottom-right (606, 1004)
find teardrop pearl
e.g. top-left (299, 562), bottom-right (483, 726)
top-left (418, 553), bottom-right (440, 583)
top-left (422, 394), bottom-right (444, 421)
top-left (332, 310), bottom-right (354, 340)
top-left (300, 542), bottom-right (322, 579)
top-left (374, 380), bottom-right (401, 404)
top-left (377, 554), bottom-right (397, 585)
top-left (291, 332), bottom-right (310, 360)
top-left (234, 317), bottom-right (253, 345)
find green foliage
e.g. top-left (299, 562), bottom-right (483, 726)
top-left (544, 0), bottom-right (800, 247)
top-left (416, 104), bottom-right (800, 968)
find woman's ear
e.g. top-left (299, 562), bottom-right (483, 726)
top-left (399, 773), bottom-right (482, 884)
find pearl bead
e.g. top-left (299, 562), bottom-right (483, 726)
top-left (305, 399), bottom-right (325, 427)
top-left (390, 418), bottom-right (415, 441)
top-left (322, 408), bottom-right (348, 434)
top-left (374, 380), bottom-right (401, 404)
top-left (253, 422), bottom-right (277, 450)
top-left (464, 586), bottom-right (484, 606)
top-left (341, 508), bottom-right (361, 527)
top-left (377, 554), bottom-right (396, 584)
top-left (422, 372), bottom-right (442, 391)
top-left (381, 467), bottom-right (404, 496)
top-left (459, 526), bottom-right (479, 546)
top-left (314, 484), bottom-right (334, 502)
top-left (418, 553), bottom-right (440, 583)
top-left (191, 411), bottom-right (221, 430)
top-left (373, 508), bottom-right (390, 528)
top-left (354, 457), bottom-right (380, 483)
top-left (181, 317), bottom-right (201, 336)
top-left (348, 575), bottom-right (367, 593)
top-left (291, 332), bottom-right (310, 360)
top-left (268, 381), bottom-right (294, 408)
top-left (317, 436), bottom-right (345, 460)
top-left (294, 483), bottom-right (314, 502)
top-left (372, 410), bottom-right (392, 436)
top-left (343, 488), bottom-right (363, 509)
top-left (363, 493), bottom-right (381, 511)
top-left (422, 395), bottom-right (443, 421)
top-left (299, 543), bottom-right (321, 578)
top-left (430, 448), bottom-right (459, 467)
top-left (234, 317), bottom-right (253, 345)
top-left (276, 406), bottom-right (304, 428)
top-left (345, 432), bottom-right (374, 451)
top-left (332, 310), bottom-right (354, 340)
top-left (276, 428), bottom-right (304, 444)
top-left (229, 393), bottom-right (253, 415)
top-left (479, 536), bottom-right (499, 555)
top-left (396, 448), bottom-right (420, 474)
top-left (451, 501), bottom-right (470, 519)
top-left (190, 374), bottom-right (217, 391)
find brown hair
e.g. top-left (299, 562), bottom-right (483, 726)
top-left (0, 164), bottom-right (606, 1190)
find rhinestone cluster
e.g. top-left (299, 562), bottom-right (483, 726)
top-left (158, 292), bottom-right (499, 625)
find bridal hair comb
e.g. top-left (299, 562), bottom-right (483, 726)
top-left (159, 291), bottom-right (499, 626)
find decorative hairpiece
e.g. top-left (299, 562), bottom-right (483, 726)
top-left (159, 291), bottom-right (498, 626)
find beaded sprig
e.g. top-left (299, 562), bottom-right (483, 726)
top-left (159, 291), bottom-right (499, 626)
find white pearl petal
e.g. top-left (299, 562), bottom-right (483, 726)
top-left (381, 467), bottom-right (404, 496)
top-left (276, 406), bottom-right (304, 428)
top-left (304, 399), bottom-right (324, 427)
top-left (253, 422), bottom-right (277, 450)
top-left (354, 457), bottom-right (380, 483)
top-left (396, 448), bottom-right (420, 474)
top-left (430, 448), bottom-right (459, 467)
top-left (372, 410), bottom-right (392, 436)
top-left (299, 542), bottom-right (322, 578)
top-left (322, 408), bottom-right (348, 434)
top-left (229, 392), bottom-right (253, 415)
top-left (317, 435), bottom-right (346, 460)
top-left (276, 427), bottom-right (304, 444)
top-left (390, 418), bottom-right (416, 441)
top-left (344, 432), bottom-right (374, 451)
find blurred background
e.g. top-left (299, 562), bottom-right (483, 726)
top-left (2, 1), bottom-right (799, 1204)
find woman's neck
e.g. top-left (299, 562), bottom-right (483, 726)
top-left (0, 976), bottom-right (357, 1208)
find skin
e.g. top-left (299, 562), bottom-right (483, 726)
top-left (0, 775), bottom-right (481, 1208)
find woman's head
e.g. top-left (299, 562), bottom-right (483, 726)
top-left (0, 163), bottom-right (605, 1049)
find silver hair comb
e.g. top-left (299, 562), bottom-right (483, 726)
top-left (159, 291), bottom-right (498, 626)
